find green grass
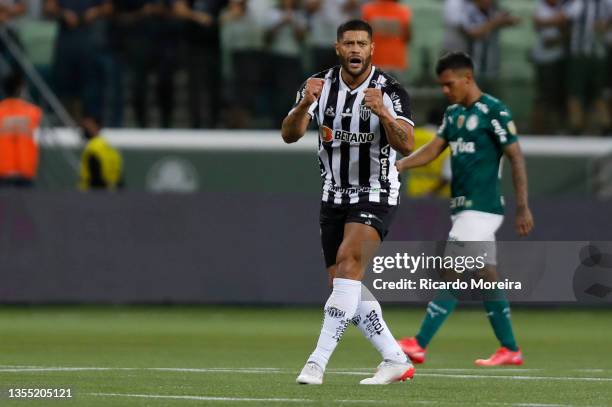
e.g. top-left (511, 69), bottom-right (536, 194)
top-left (0, 306), bottom-right (611, 406)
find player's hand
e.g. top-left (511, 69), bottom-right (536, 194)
top-left (395, 157), bottom-right (407, 172)
top-left (363, 88), bottom-right (387, 118)
top-left (301, 78), bottom-right (324, 106)
top-left (515, 206), bottom-right (534, 237)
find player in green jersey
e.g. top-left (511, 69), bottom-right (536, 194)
top-left (395, 52), bottom-right (534, 366)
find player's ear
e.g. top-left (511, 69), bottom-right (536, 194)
top-left (466, 69), bottom-right (474, 82)
top-left (335, 41), bottom-right (340, 56)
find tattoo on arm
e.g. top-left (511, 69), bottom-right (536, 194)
top-left (381, 116), bottom-right (412, 155)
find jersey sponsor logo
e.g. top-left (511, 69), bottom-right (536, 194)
top-left (475, 102), bottom-right (489, 114)
top-left (359, 103), bottom-right (371, 121)
top-left (389, 92), bottom-right (403, 113)
top-left (328, 185), bottom-right (387, 195)
top-left (491, 119), bottom-right (508, 142)
top-left (333, 129), bottom-right (375, 143)
top-left (380, 144), bottom-right (390, 181)
top-left (319, 125), bottom-right (333, 142)
top-left (449, 137), bottom-right (476, 155)
top-left (457, 115), bottom-right (465, 129)
top-left (466, 114), bottom-right (479, 131)
top-left (450, 195), bottom-right (473, 209)
top-left (325, 106), bottom-right (336, 117)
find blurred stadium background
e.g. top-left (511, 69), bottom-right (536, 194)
top-left (1, 0), bottom-right (612, 405)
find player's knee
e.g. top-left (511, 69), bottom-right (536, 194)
top-left (335, 251), bottom-right (362, 280)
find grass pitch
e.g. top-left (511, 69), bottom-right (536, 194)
top-left (1, 306), bottom-right (611, 406)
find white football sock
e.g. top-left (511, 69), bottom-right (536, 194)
top-left (353, 285), bottom-right (408, 364)
top-left (308, 278), bottom-right (362, 370)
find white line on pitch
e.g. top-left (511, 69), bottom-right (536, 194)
top-left (88, 392), bottom-right (390, 404)
top-left (409, 372), bottom-right (612, 382)
top-left (87, 394), bottom-right (605, 407)
top-left (2, 365), bottom-right (612, 383)
top-left (88, 393), bottom-right (312, 403)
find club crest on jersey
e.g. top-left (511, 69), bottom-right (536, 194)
top-left (457, 115), bottom-right (465, 129)
top-left (319, 125), bottom-right (333, 142)
top-left (466, 115), bottom-right (479, 131)
top-left (325, 106), bottom-right (336, 117)
top-left (359, 104), bottom-right (371, 120)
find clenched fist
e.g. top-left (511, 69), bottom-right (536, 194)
top-left (300, 78), bottom-right (325, 106)
top-left (363, 88), bottom-right (387, 118)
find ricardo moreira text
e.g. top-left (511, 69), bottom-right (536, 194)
top-left (370, 253), bottom-right (523, 291)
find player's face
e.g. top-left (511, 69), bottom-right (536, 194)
top-left (336, 30), bottom-right (374, 78)
top-left (438, 69), bottom-right (471, 105)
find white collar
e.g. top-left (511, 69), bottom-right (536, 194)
top-left (339, 65), bottom-right (376, 94)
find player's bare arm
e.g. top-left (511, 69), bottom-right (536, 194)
top-left (395, 136), bottom-right (447, 172)
top-left (363, 88), bottom-right (413, 156)
top-left (504, 142), bottom-right (534, 237)
top-left (281, 78), bottom-right (324, 144)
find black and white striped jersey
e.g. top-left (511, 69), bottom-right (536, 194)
top-left (290, 65), bottom-right (414, 206)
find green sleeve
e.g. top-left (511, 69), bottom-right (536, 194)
top-left (437, 109), bottom-right (451, 141)
top-left (490, 106), bottom-right (518, 147)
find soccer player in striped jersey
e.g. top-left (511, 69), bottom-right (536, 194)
top-left (395, 52), bottom-right (534, 367)
top-left (282, 19), bottom-right (415, 385)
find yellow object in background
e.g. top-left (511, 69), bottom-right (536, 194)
top-left (405, 126), bottom-right (451, 198)
top-left (79, 136), bottom-right (123, 190)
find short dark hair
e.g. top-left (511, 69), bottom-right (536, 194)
top-left (337, 19), bottom-right (372, 40)
top-left (435, 52), bottom-right (474, 75)
top-left (3, 72), bottom-right (24, 97)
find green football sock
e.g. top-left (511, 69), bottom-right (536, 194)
top-left (483, 289), bottom-right (518, 351)
top-left (415, 290), bottom-right (457, 348)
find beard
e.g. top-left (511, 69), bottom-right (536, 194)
top-left (339, 54), bottom-right (372, 78)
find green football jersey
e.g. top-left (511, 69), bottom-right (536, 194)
top-left (437, 94), bottom-right (518, 215)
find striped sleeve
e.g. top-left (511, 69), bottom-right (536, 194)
top-left (382, 82), bottom-right (414, 126)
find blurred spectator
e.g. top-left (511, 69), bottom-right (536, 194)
top-left (461, 0), bottom-right (520, 93)
top-left (114, 0), bottom-right (176, 129)
top-left (441, 0), bottom-right (468, 53)
top-left (304, 0), bottom-right (362, 73)
top-left (605, 0), bottom-right (612, 120)
top-left (99, 1), bottom-right (123, 127)
top-left (44, 0), bottom-right (112, 120)
top-left (174, 0), bottom-right (227, 128)
top-left (79, 116), bottom-right (123, 190)
top-left (220, 0), bottom-right (264, 128)
top-left (530, 0), bottom-right (568, 134)
top-left (564, 0), bottom-right (611, 134)
top-left (362, 0), bottom-right (412, 77)
top-left (0, 0), bottom-right (27, 97)
top-left (404, 109), bottom-right (451, 199)
top-left (0, 73), bottom-right (42, 188)
top-left (263, 0), bottom-right (306, 126)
